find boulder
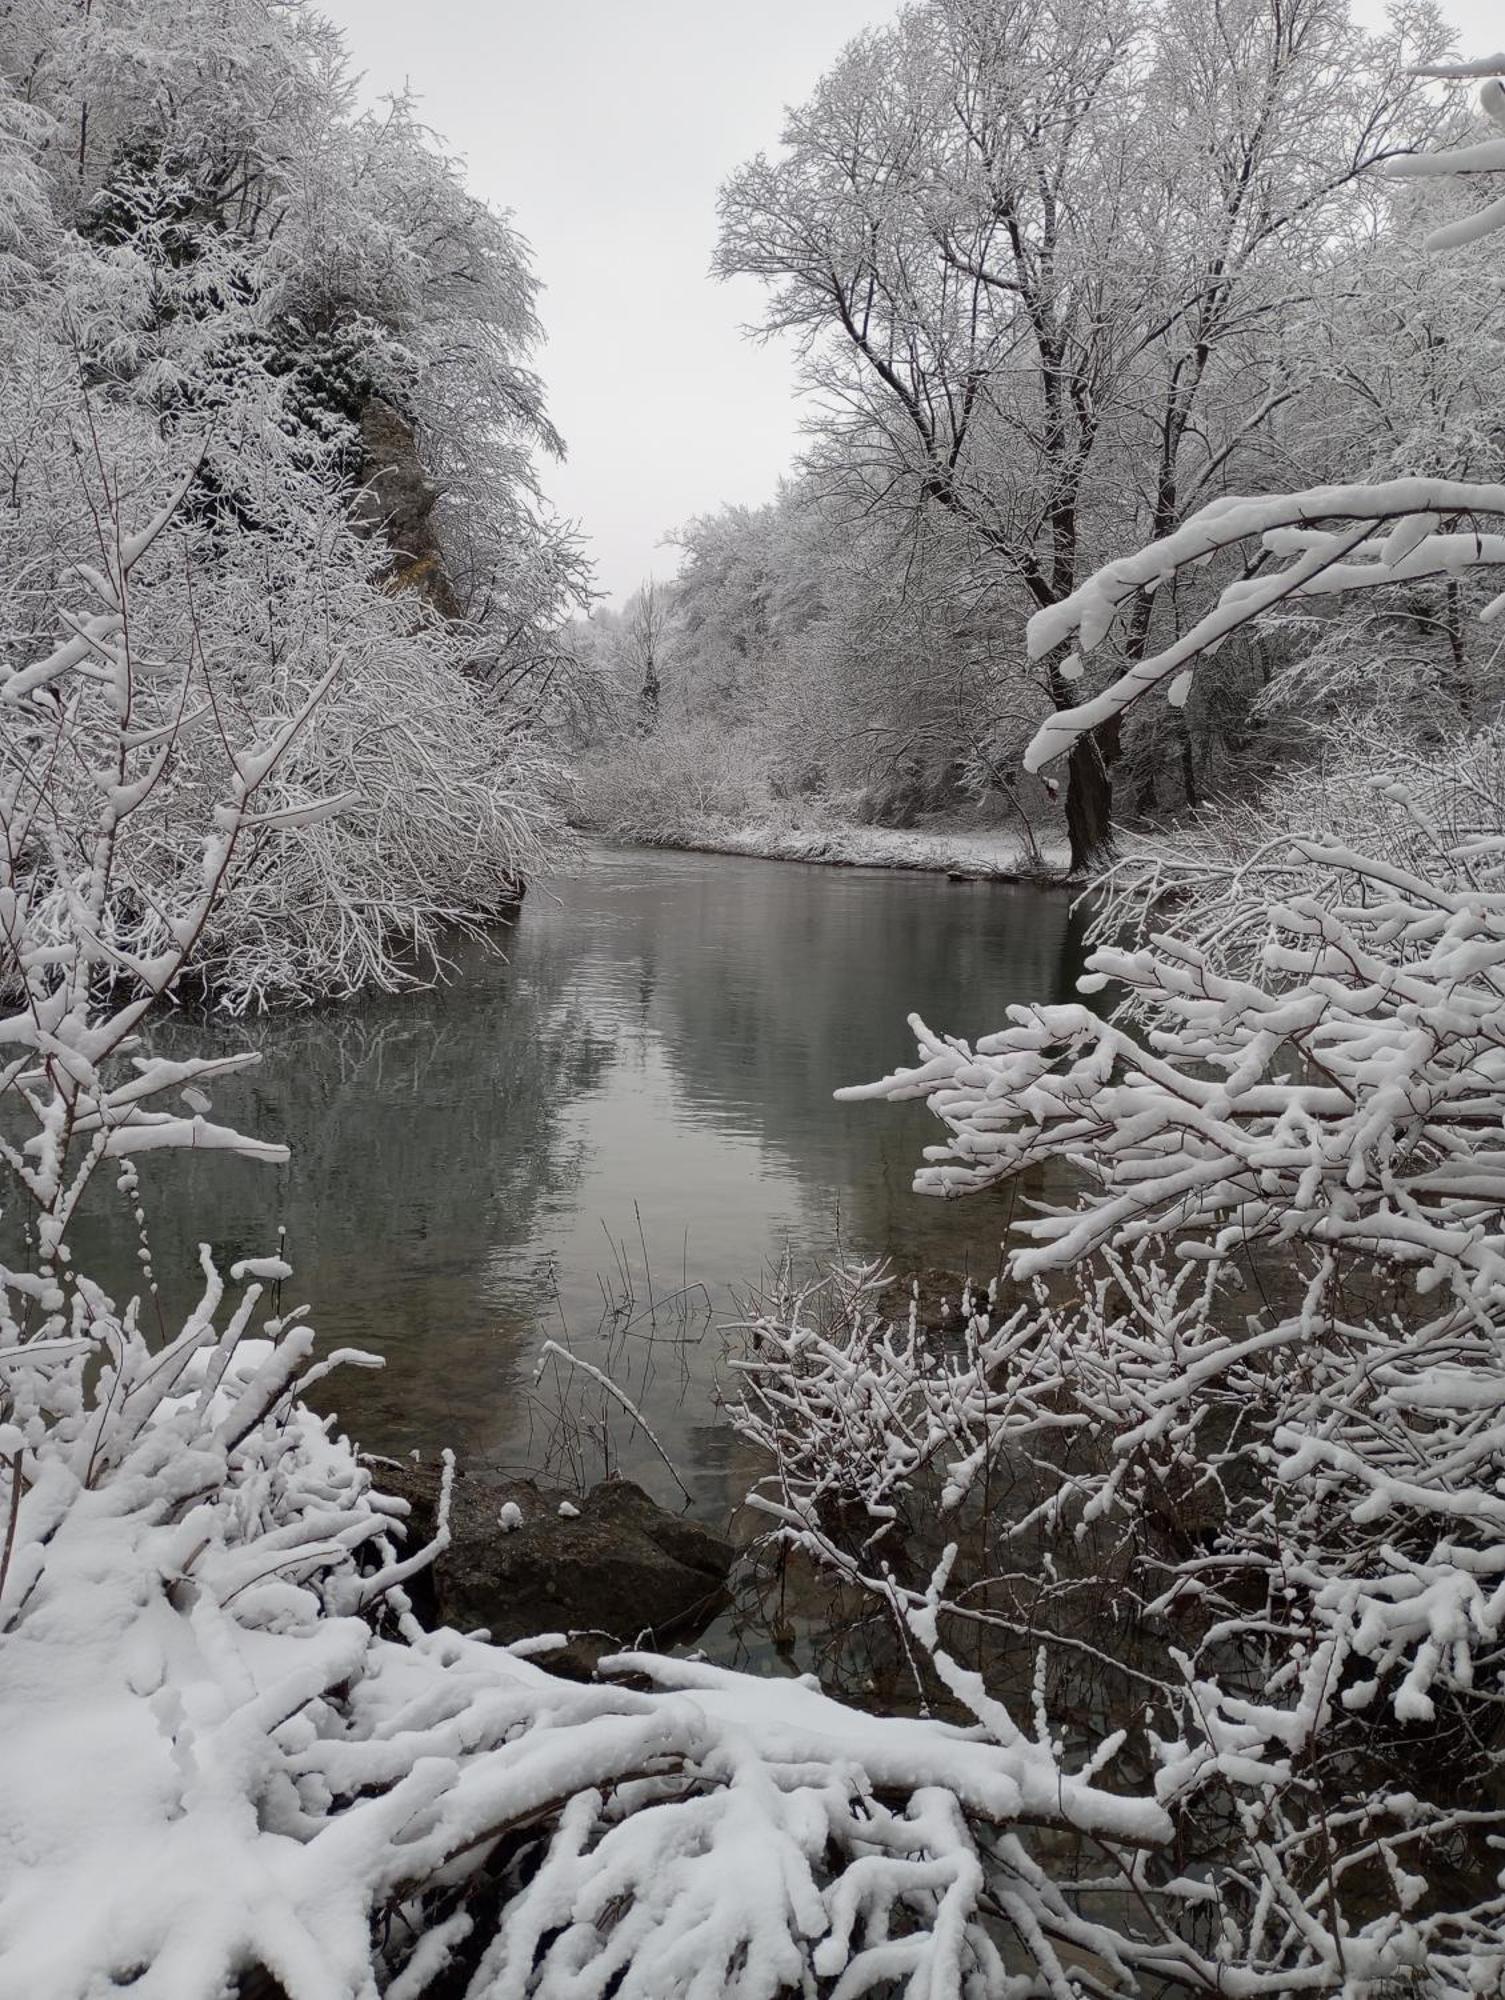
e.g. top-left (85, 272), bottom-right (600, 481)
top-left (350, 397), bottom-right (463, 621)
top-left (368, 1458), bottom-right (733, 1669)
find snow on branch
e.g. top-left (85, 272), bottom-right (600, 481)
top-left (727, 1232), bottom-right (1505, 1991)
top-left (1018, 69), bottom-right (1505, 779)
top-left (842, 827), bottom-right (1505, 1298)
top-left (1, 1248), bottom-right (1191, 1998)
top-left (1414, 56), bottom-right (1505, 82)
top-left (1386, 121), bottom-right (1505, 248)
top-left (838, 719), bottom-right (1505, 1840)
top-left (1023, 480), bottom-right (1505, 773)
top-left (1389, 60), bottom-right (1505, 246)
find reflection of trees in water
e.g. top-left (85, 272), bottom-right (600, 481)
top-left (19, 939), bottom-right (620, 1460)
top-left (573, 860), bottom-right (1090, 1270)
top-left (21, 855), bottom-right (1090, 1470)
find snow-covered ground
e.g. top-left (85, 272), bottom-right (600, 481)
top-left (633, 818), bottom-right (1073, 880)
top-left (0, 1310), bottom-right (1168, 2000)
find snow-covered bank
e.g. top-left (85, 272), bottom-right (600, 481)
top-left (0, 1297), bottom-right (1168, 2000)
top-left (612, 818), bottom-right (1072, 881)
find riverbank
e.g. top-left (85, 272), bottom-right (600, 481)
top-left (603, 817), bottom-right (1074, 881)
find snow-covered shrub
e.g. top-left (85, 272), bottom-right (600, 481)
top-left (569, 720), bottom-right (778, 845)
top-left (733, 1245), bottom-right (1505, 1989)
top-left (0, 428), bottom-right (558, 1007)
top-left (834, 561), bottom-right (1505, 1973)
top-left (3, 1285), bottom-right (1177, 2000)
top-left (729, 1260), bottom-right (965, 1538)
top-left (1093, 716), bottom-right (1505, 998)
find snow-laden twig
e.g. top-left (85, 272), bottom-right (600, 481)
top-left (535, 1339), bottom-right (692, 1503)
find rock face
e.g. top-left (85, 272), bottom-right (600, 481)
top-left (370, 1459), bottom-right (733, 1667)
top-left (351, 397), bottom-right (463, 621)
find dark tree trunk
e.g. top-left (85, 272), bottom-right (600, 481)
top-left (1177, 715), bottom-right (1199, 810)
top-left (1064, 724), bottom-right (1117, 875)
top-left (1132, 761), bottom-right (1159, 821)
top-left (1045, 652), bottom-right (1118, 874)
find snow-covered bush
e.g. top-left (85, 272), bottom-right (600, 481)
top-left (788, 725), bottom-right (1505, 1964)
top-left (569, 720), bottom-right (778, 845)
top-left (0, 428), bottom-right (559, 1007)
top-left (3, 1289), bottom-right (1176, 2000)
top-left (1094, 716), bottom-right (1505, 996)
top-left (731, 1237), bottom-right (1505, 1989)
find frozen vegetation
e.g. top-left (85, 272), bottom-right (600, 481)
top-left (7, 0), bottom-right (1505, 1996)
top-left (565, 0), bottom-right (1502, 876)
top-left (0, 0), bottom-right (586, 1010)
top-left (580, 804), bottom-right (1071, 882)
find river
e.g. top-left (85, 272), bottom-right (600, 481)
top-left (66, 844), bottom-right (1087, 1523)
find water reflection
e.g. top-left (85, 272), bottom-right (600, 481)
top-left (40, 846), bottom-right (1088, 1515)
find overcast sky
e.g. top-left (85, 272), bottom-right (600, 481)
top-left (314, 0), bottom-right (1499, 606)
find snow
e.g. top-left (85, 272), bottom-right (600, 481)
top-left (613, 819), bottom-right (1071, 880)
top-left (0, 1229), bottom-right (1177, 1997)
top-left (827, 716), bottom-right (1505, 1987)
top-left (0, 1335), bottom-right (1183, 1995)
top-left (1022, 478), bottom-right (1505, 774)
top-left (1417, 54), bottom-right (1505, 80)
top-left (602, 1652), bottom-right (1174, 1844)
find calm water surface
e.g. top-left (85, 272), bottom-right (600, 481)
top-left (70, 846), bottom-right (1088, 1517)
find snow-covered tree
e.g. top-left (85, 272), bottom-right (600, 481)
top-left (0, 1), bottom-right (584, 1003)
top-left (718, 0), bottom-right (1449, 868)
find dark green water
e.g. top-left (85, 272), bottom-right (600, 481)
top-left (60, 845), bottom-right (1087, 1516)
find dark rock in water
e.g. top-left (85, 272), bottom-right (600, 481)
top-left (367, 1458), bottom-right (733, 1670)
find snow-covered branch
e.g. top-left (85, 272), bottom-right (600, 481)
top-left (1023, 480), bottom-right (1505, 773)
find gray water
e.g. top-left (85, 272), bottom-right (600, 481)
top-left (64, 845), bottom-right (1087, 1517)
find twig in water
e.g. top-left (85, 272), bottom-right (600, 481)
top-left (534, 1339), bottom-right (691, 1504)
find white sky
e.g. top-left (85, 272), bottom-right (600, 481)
top-left (314, 0), bottom-right (1499, 606)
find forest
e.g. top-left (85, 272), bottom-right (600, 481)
top-left (2, 0), bottom-right (1505, 1995)
top-left (574, 0), bottom-right (1501, 878)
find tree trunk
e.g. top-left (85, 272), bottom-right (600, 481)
top-left (1064, 724), bottom-right (1117, 875)
top-left (1177, 715), bottom-right (1199, 811)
